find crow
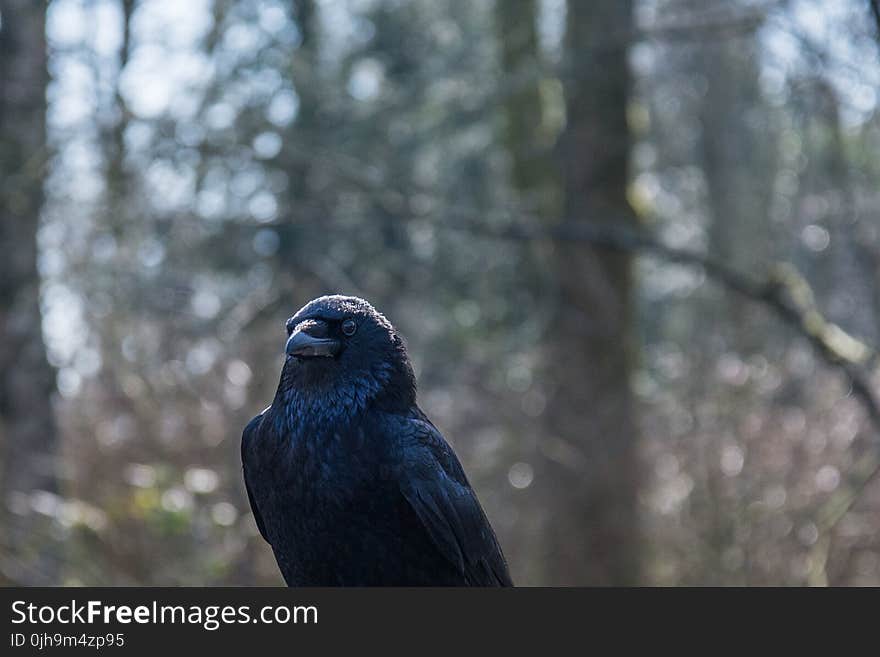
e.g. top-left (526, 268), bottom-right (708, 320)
top-left (241, 295), bottom-right (513, 586)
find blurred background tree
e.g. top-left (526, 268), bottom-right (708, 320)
top-left (1, 0), bottom-right (880, 586)
top-left (0, 0), bottom-right (58, 585)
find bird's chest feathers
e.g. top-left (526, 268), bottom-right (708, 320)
top-left (250, 420), bottom-right (382, 515)
top-left (275, 374), bottom-right (387, 429)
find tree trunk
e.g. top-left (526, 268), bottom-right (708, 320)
top-left (691, 10), bottom-right (776, 581)
top-left (0, 0), bottom-right (58, 584)
top-left (538, 0), bottom-right (640, 585)
top-left (494, 0), bottom-right (562, 585)
top-left (697, 15), bottom-right (776, 351)
top-left (495, 0), bottom-right (557, 212)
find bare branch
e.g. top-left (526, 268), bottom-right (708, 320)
top-left (450, 218), bottom-right (875, 364)
top-left (443, 216), bottom-right (880, 540)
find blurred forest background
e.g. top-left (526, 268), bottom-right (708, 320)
top-left (2, 0), bottom-right (880, 586)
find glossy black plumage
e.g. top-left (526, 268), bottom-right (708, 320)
top-left (241, 295), bottom-right (512, 586)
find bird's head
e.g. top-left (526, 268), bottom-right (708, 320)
top-left (274, 295), bottom-right (416, 418)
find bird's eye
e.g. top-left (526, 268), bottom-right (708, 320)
top-left (285, 319), bottom-right (296, 335)
top-left (341, 318), bottom-right (357, 336)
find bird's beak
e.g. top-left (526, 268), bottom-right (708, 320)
top-left (285, 321), bottom-right (341, 358)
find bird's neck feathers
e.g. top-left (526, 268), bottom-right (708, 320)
top-left (270, 356), bottom-right (416, 434)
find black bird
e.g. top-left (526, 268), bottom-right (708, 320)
top-left (241, 295), bottom-right (512, 586)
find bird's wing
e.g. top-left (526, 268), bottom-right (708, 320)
top-left (241, 413), bottom-right (270, 545)
top-left (389, 411), bottom-right (513, 586)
